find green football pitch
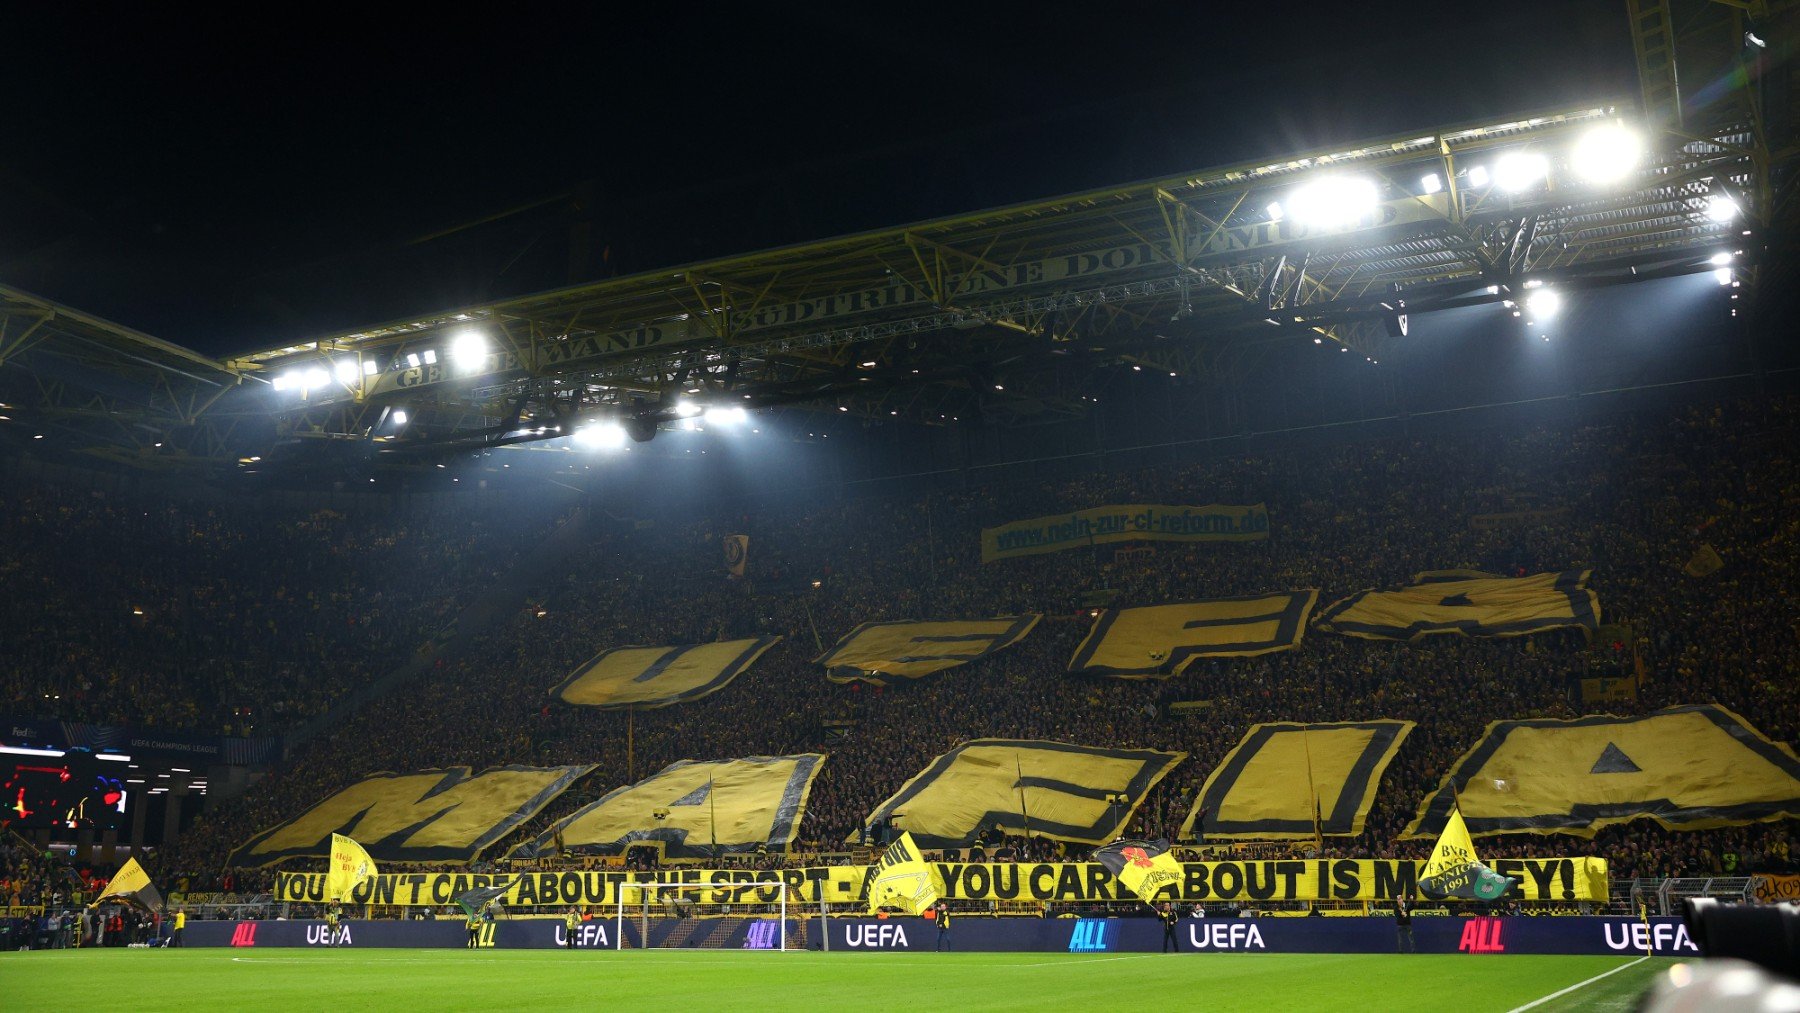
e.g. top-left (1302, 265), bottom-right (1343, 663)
top-left (1, 949), bottom-right (1674, 1011)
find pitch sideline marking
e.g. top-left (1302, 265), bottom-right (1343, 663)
top-left (1506, 955), bottom-right (1650, 1012)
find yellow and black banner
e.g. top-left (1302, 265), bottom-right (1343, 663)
top-left (550, 637), bottom-right (780, 709)
top-left (723, 535), bottom-right (749, 577)
top-left (275, 855), bottom-right (1606, 907)
top-left (867, 832), bottom-right (944, 915)
top-left (1315, 569), bottom-right (1600, 641)
top-left (92, 857), bottom-right (161, 911)
top-left (229, 764), bottom-right (592, 867)
top-left (1093, 839), bottom-right (1185, 904)
top-left (859, 739), bottom-right (1185, 849)
top-left (1183, 721), bottom-right (1414, 840)
top-left (509, 754), bottom-right (824, 861)
top-left (816, 616), bottom-right (1040, 685)
top-left (1068, 592), bottom-right (1318, 678)
top-left (1406, 705), bottom-right (1800, 838)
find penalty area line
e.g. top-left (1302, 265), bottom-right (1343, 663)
top-left (1506, 955), bottom-right (1650, 1012)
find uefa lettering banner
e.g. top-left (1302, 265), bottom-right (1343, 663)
top-left (1183, 721), bottom-right (1414, 840)
top-left (859, 739), bottom-right (1186, 849)
top-left (550, 637), bottom-right (781, 709)
top-left (1406, 705), bottom-right (1800, 839)
top-left (274, 855), bottom-right (1607, 908)
top-left (508, 755), bottom-right (824, 861)
top-left (816, 616), bottom-right (1040, 685)
top-left (1315, 569), bottom-right (1600, 641)
top-left (1068, 592), bottom-right (1318, 678)
top-left (981, 504), bottom-right (1269, 562)
top-left (229, 764), bottom-right (592, 866)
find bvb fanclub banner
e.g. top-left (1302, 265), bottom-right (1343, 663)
top-left (980, 504), bottom-right (1269, 563)
top-left (276, 856), bottom-right (1606, 908)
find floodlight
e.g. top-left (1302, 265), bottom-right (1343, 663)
top-left (1571, 124), bottom-right (1642, 183)
top-left (361, 359), bottom-right (379, 376)
top-left (450, 330), bottom-right (488, 373)
top-left (1286, 176), bottom-right (1379, 228)
top-left (334, 359), bottom-right (359, 385)
top-left (1709, 252), bottom-right (1733, 266)
top-left (1265, 201), bottom-right (1284, 222)
top-left (673, 401), bottom-right (702, 417)
top-left (574, 423), bottom-right (628, 450)
top-left (1705, 194), bottom-right (1737, 222)
top-left (422, 349), bottom-right (437, 365)
top-left (272, 371), bottom-right (295, 392)
top-left (703, 406), bottom-right (748, 426)
top-left (1467, 165), bottom-right (1491, 188)
top-left (392, 409), bottom-right (409, 425)
top-left (406, 353), bottom-right (422, 368)
top-left (303, 367), bottom-right (329, 389)
top-left (1493, 152), bottom-right (1548, 192)
top-left (1524, 288), bottom-right (1561, 319)
top-left (1420, 173), bottom-right (1443, 195)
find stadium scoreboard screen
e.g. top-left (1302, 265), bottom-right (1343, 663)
top-left (1, 755), bottom-right (130, 831)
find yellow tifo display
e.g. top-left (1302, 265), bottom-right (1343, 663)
top-left (230, 764), bottom-right (592, 866)
top-left (550, 637), bottom-right (781, 709)
top-left (816, 616), bottom-right (1040, 685)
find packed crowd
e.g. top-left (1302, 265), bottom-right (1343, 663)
top-left (48, 394), bottom-right (1800, 891)
top-left (0, 479), bottom-right (570, 735)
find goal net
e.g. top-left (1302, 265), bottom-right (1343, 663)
top-left (614, 881), bottom-right (801, 950)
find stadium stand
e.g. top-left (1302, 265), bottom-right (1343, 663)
top-left (100, 392), bottom-right (1797, 898)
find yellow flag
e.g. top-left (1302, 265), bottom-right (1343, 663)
top-left (326, 833), bottom-right (378, 903)
top-left (1420, 806), bottom-right (1515, 900)
top-left (867, 832), bottom-right (943, 915)
top-left (92, 857), bottom-right (161, 910)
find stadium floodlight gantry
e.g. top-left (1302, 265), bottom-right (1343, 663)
top-left (0, 61), bottom-right (1782, 466)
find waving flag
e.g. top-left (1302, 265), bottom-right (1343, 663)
top-left (1093, 839), bottom-right (1184, 905)
top-left (1419, 806), bottom-right (1516, 901)
top-left (867, 832), bottom-right (943, 916)
top-left (326, 833), bottom-right (378, 903)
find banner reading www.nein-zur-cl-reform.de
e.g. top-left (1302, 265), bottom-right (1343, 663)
top-left (981, 504), bottom-right (1269, 563)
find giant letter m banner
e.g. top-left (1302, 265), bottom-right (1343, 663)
top-left (229, 765), bottom-right (592, 866)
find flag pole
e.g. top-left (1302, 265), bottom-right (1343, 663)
top-left (709, 777), bottom-right (718, 861)
top-left (1301, 724), bottom-right (1322, 853)
top-left (1015, 754), bottom-right (1032, 844)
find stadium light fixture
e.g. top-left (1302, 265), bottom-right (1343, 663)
top-left (422, 349), bottom-right (437, 365)
top-left (450, 330), bottom-right (488, 373)
top-left (271, 371), bottom-right (294, 392)
top-left (303, 367), bottom-right (329, 390)
top-left (1709, 252), bottom-right (1733, 266)
top-left (1467, 165), bottom-right (1491, 188)
top-left (1571, 124), bottom-right (1642, 184)
top-left (1493, 152), bottom-right (1548, 193)
top-left (333, 359), bottom-right (360, 385)
top-left (1704, 194), bottom-right (1737, 222)
top-left (703, 406), bottom-right (748, 426)
top-left (406, 353), bottom-right (422, 368)
top-left (1264, 201), bottom-right (1284, 222)
top-left (1419, 172), bottom-right (1443, 195)
top-left (672, 401), bottom-right (702, 418)
top-left (1286, 176), bottom-right (1379, 228)
top-left (392, 409), bottom-right (409, 425)
top-left (574, 423), bottom-right (628, 450)
top-left (362, 359), bottom-right (379, 376)
top-left (1524, 288), bottom-right (1561, 319)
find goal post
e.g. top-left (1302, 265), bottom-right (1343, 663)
top-left (613, 881), bottom-right (798, 950)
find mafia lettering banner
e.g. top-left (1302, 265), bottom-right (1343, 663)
top-left (1068, 592), bottom-right (1318, 678)
top-left (1184, 721), bottom-right (1414, 840)
top-left (229, 765), bottom-right (591, 867)
top-left (550, 637), bottom-right (781, 709)
top-left (982, 504), bottom-right (1269, 562)
top-left (1315, 569), bottom-right (1600, 641)
top-left (859, 739), bottom-right (1186, 849)
top-left (1406, 705), bottom-right (1800, 838)
top-left (274, 855), bottom-right (1605, 908)
top-left (508, 755), bottom-right (823, 861)
top-left (816, 616), bottom-right (1040, 685)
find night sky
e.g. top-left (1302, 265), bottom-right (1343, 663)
top-left (2, 4), bottom-right (1634, 355)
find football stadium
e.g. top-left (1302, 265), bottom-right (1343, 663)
top-left (4, 4), bottom-right (1800, 1010)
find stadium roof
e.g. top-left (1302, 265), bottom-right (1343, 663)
top-left (0, 99), bottom-right (1771, 464)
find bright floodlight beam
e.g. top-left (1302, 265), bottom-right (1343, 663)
top-left (450, 330), bottom-right (488, 373)
top-left (703, 406), bottom-right (748, 426)
top-left (1571, 124), bottom-right (1642, 184)
top-left (1705, 194), bottom-right (1738, 223)
top-left (1524, 288), bottom-right (1561, 320)
top-left (392, 409), bottom-right (409, 425)
top-left (574, 422), bottom-right (628, 450)
top-left (1285, 176), bottom-right (1379, 229)
top-left (1493, 152), bottom-right (1548, 193)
